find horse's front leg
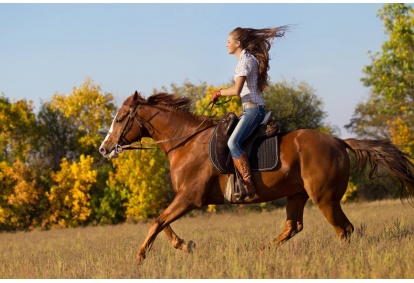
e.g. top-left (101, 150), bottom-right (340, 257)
top-left (164, 225), bottom-right (196, 253)
top-left (136, 194), bottom-right (195, 264)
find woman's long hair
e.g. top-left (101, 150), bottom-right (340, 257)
top-left (230, 26), bottom-right (289, 93)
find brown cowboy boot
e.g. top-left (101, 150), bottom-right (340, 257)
top-left (233, 152), bottom-right (256, 201)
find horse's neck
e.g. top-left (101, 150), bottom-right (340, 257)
top-left (145, 106), bottom-right (213, 147)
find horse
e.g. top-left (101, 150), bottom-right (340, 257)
top-left (99, 91), bottom-right (414, 264)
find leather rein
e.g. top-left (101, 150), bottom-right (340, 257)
top-left (106, 98), bottom-right (229, 153)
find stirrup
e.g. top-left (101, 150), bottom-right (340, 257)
top-left (234, 188), bottom-right (245, 201)
top-left (245, 192), bottom-right (255, 201)
top-left (234, 186), bottom-right (255, 201)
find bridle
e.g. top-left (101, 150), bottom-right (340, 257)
top-left (105, 99), bottom-right (225, 153)
top-left (105, 101), bottom-right (145, 153)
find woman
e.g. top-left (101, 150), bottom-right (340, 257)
top-left (211, 26), bottom-right (288, 201)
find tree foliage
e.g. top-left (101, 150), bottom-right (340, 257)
top-left (36, 102), bottom-right (78, 171)
top-left (153, 79), bottom-right (209, 102)
top-left (0, 94), bottom-right (37, 163)
top-left (106, 143), bottom-right (171, 220)
top-left (49, 77), bottom-right (117, 157)
top-left (196, 85), bottom-right (242, 117)
top-left (346, 3), bottom-right (414, 147)
top-left (387, 118), bottom-right (414, 156)
top-left (263, 80), bottom-right (338, 135)
top-left (0, 159), bottom-right (41, 230)
top-left (45, 155), bottom-right (97, 228)
top-left (344, 4), bottom-right (414, 201)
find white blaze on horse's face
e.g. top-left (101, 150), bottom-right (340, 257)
top-left (99, 113), bottom-right (119, 159)
top-left (103, 114), bottom-right (116, 143)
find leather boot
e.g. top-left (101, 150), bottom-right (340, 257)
top-left (232, 152), bottom-right (256, 201)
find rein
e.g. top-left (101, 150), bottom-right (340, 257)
top-left (114, 99), bottom-right (229, 152)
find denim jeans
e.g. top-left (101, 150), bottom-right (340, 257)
top-left (228, 105), bottom-right (265, 159)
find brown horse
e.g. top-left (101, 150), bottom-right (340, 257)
top-left (99, 91), bottom-right (414, 264)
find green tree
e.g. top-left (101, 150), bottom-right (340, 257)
top-left (346, 3), bottom-right (414, 145)
top-left (35, 102), bottom-right (78, 171)
top-left (263, 80), bottom-right (338, 134)
top-left (345, 4), bottom-right (414, 202)
top-left (153, 79), bottom-right (209, 102)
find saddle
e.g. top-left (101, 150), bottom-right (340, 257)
top-left (209, 111), bottom-right (280, 203)
top-left (209, 111), bottom-right (280, 175)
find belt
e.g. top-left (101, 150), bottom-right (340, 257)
top-left (242, 102), bottom-right (264, 109)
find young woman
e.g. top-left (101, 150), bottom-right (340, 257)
top-left (211, 26), bottom-right (288, 201)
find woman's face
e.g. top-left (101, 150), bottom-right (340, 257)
top-left (226, 35), bottom-right (240, 55)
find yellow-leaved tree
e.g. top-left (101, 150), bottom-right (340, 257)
top-left (0, 159), bottom-right (41, 230)
top-left (0, 95), bottom-right (37, 163)
top-left (387, 117), bottom-right (414, 157)
top-left (45, 155), bottom-right (97, 228)
top-left (49, 77), bottom-right (117, 157)
top-left (195, 86), bottom-right (242, 117)
top-left (106, 142), bottom-right (171, 220)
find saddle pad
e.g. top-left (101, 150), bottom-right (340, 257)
top-left (209, 126), bottom-right (279, 174)
top-left (249, 136), bottom-right (279, 171)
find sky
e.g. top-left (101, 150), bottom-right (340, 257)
top-left (0, 3), bottom-right (392, 138)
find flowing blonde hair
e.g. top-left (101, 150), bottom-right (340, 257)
top-left (230, 26), bottom-right (289, 92)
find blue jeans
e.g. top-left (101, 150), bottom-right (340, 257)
top-left (228, 105), bottom-right (265, 159)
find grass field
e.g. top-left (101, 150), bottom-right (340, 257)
top-left (1, 199), bottom-right (413, 279)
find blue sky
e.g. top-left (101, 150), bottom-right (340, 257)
top-left (0, 3), bottom-right (390, 137)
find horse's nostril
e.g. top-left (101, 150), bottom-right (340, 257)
top-left (99, 147), bottom-right (107, 155)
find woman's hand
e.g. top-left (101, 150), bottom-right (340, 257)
top-left (211, 90), bottom-right (221, 103)
top-left (211, 76), bottom-right (245, 102)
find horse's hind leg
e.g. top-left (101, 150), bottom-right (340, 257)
top-left (163, 225), bottom-right (195, 253)
top-left (316, 200), bottom-right (354, 242)
top-left (261, 192), bottom-right (309, 251)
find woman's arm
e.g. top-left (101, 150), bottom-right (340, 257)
top-left (211, 76), bottom-right (246, 102)
top-left (220, 76), bottom-right (246, 96)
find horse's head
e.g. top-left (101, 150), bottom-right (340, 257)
top-left (99, 91), bottom-right (149, 158)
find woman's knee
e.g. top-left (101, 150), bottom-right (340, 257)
top-left (228, 139), bottom-right (242, 158)
top-left (227, 138), bottom-right (237, 152)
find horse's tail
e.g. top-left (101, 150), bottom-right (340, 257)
top-left (342, 138), bottom-right (414, 204)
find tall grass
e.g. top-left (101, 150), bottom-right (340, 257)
top-left (0, 199), bottom-right (413, 278)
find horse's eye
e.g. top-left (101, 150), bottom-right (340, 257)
top-left (116, 112), bottom-right (128, 122)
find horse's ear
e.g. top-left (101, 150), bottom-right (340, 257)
top-left (134, 90), bottom-right (139, 100)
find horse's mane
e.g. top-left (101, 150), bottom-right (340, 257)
top-left (128, 91), bottom-right (215, 124)
top-left (146, 92), bottom-right (194, 112)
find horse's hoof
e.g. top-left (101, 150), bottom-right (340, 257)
top-left (183, 240), bottom-right (196, 254)
top-left (135, 253), bottom-right (146, 265)
top-left (258, 248), bottom-right (265, 255)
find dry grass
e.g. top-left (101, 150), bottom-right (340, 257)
top-left (1, 199), bottom-right (414, 279)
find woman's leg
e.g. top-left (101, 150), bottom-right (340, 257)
top-left (228, 106), bottom-right (265, 158)
top-left (228, 106), bottom-right (265, 200)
